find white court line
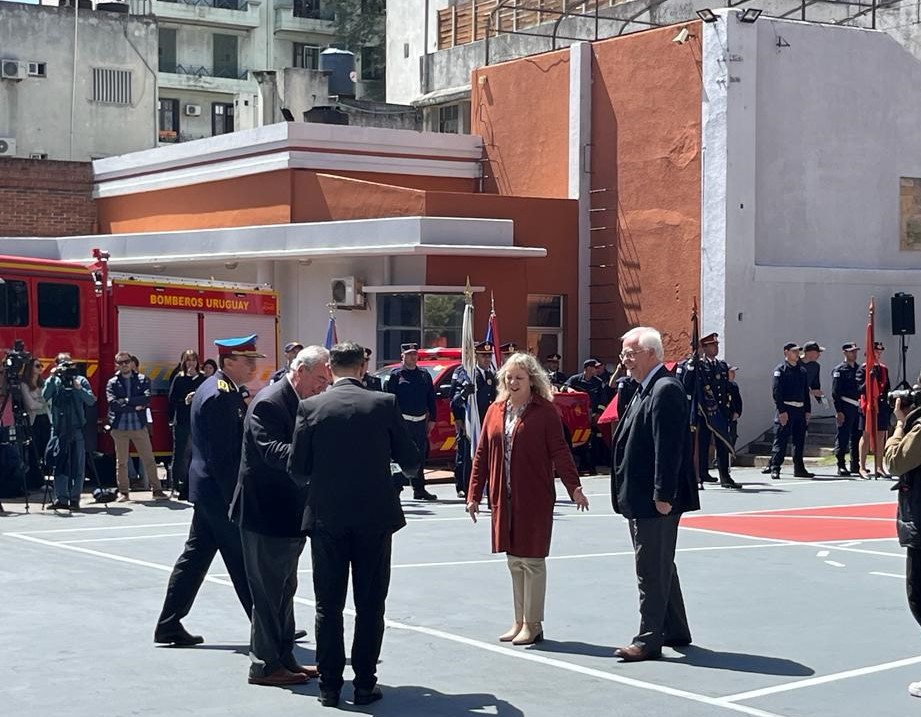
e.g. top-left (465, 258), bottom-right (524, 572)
top-left (824, 560), bottom-right (846, 568)
top-left (59, 533), bottom-right (191, 545)
top-left (0, 530), bottom-right (786, 717)
top-left (718, 654), bottom-right (921, 704)
top-left (870, 572), bottom-right (903, 579)
top-left (4, 521), bottom-right (192, 536)
top-left (816, 550), bottom-right (830, 557)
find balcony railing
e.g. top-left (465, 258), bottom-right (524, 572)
top-left (163, 63), bottom-right (250, 80)
top-left (292, 0), bottom-right (335, 19)
top-left (160, 0), bottom-right (250, 10)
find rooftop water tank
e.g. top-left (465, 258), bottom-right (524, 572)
top-left (319, 48), bottom-right (355, 98)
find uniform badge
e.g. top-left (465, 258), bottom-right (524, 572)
top-left (487, 379), bottom-right (493, 386)
top-left (773, 371), bottom-right (781, 377)
top-left (217, 379), bottom-right (230, 392)
top-left (833, 371), bottom-right (840, 377)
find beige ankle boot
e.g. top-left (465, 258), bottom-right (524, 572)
top-left (512, 622), bottom-right (543, 645)
top-left (499, 622), bottom-right (523, 642)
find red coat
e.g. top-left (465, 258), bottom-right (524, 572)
top-left (469, 395), bottom-right (581, 558)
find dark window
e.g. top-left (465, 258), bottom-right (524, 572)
top-left (38, 283), bottom-right (80, 329)
top-left (527, 294), bottom-right (562, 328)
top-left (158, 98), bottom-right (180, 142)
top-left (211, 102), bottom-right (234, 136)
top-left (376, 293), bottom-right (463, 364)
top-left (438, 104), bottom-right (459, 134)
top-left (293, 0), bottom-right (319, 18)
top-left (159, 28), bottom-right (177, 73)
top-left (360, 46), bottom-right (384, 81)
top-left (0, 279), bottom-right (29, 327)
top-left (213, 34), bottom-right (238, 79)
top-left (293, 43), bottom-right (320, 69)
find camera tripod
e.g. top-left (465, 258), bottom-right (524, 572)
top-left (0, 391), bottom-right (35, 514)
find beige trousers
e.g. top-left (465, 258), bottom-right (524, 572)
top-left (507, 555), bottom-right (547, 623)
top-left (112, 428), bottom-right (162, 494)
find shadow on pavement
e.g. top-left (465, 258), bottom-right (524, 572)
top-left (670, 645), bottom-right (815, 676)
top-left (531, 639), bottom-right (615, 658)
top-left (348, 685), bottom-right (525, 715)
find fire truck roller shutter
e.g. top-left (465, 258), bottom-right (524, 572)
top-left (116, 307), bottom-right (200, 393)
top-left (201, 312), bottom-right (278, 390)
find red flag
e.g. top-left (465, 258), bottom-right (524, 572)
top-left (865, 297), bottom-right (879, 453)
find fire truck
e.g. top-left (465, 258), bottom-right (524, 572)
top-left (0, 251), bottom-right (278, 481)
top-left (374, 348), bottom-right (593, 461)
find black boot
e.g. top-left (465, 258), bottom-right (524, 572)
top-left (836, 462), bottom-right (851, 477)
top-left (720, 474), bottom-right (742, 490)
top-left (793, 462), bottom-right (815, 479)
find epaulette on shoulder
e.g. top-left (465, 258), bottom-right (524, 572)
top-left (216, 379), bottom-right (231, 393)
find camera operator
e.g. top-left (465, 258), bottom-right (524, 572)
top-left (0, 369), bottom-right (25, 495)
top-left (884, 383), bottom-right (921, 699)
top-left (43, 353), bottom-right (96, 510)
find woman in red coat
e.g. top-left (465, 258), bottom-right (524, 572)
top-left (467, 352), bottom-right (589, 645)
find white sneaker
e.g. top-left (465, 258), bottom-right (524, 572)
top-left (908, 681), bottom-right (921, 697)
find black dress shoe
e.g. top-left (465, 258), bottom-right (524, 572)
top-left (720, 479), bottom-right (742, 490)
top-left (413, 490), bottom-right (437, 501)
top-left (793, 467), bottom-right (815, 478)
top-left (837, 467), bottom-right (851, 477)
top-left (353, 686), bottom-right (383, 705)
top-left (47, 500), bottom-right (70, 511)
top-left (771, 470), bottom-right (780, 480)
top-left (319, 690), bottom-right (341, 707)
top-left (154, 624), bottom-right (204, 647)
top-left (701, 474), bottom-right (719, 483)
top-left (294, 629), bottom-right (307, 641)
top-left (614, 644), bottom-right (662, 662)
top-left (761, 465), bottom-right (773, 475)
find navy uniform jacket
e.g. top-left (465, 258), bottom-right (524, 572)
top-left (728, 381), bottom-right (743, 418)
top-left (772, 361), bottom-right (811, 414)
top-left (385, 365), bottom-right (436, 419)
top-left (269, 366), bottom-right (287, 384)
top-left (831, 362), bottom-right (861, 412)
top-left (362, 373), bottom-right (383, 391)
top-left (564, 373), bottom-right (607, 413)
top-left (547, 370), bottom-right (567, 387)
top-left (676, 357), bottom-right (731, 418)
top-left (188, 370), bottom-right (247, 505)
top-left (449, 365), bottom-right (496, 424)
top-left (803, 361), bottom-right (821, 392)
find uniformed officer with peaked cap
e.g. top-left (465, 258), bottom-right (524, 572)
top-left (832, 342), bottom-right (861, 476)
top-left (155, 334), bottom-right (265, 646)
top-left (361, 347), bottom-right (382, 391)
top-left (544, 353), bottom-right (567, 387)
top-left (449, 341), bottom-right (497, 498)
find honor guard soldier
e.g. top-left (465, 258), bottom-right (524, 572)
top-left (727, 366), bottom-right (743, 451)
top-left (449, 341), bottom-right (497, 498)
top-left (544, 353), bottom-right (567, 387)
top-left (385, 343), bottom-right (438, 501)
top-left (270, 341), bottom-right (304, 384)
top-left (676, 333), bottom-right (739, 488)
top-left (155, 334), bottom-right (265, 646)
top-left (361, 347), bottom-right (382, 391)
top-left (765, 342), bottom-right (813, 479)
top-left (857, 341), bottom-right (892, 478)
top-left (832, 342), bottom-right (861, 476)
top-left (499, 342), bottom-right (519, 366)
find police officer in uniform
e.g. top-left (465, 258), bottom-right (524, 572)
top-left (544, 353), bottom-right (567, 387)
top-left (155, 334), bottom-right (264, 646)
top-left (801, 340), bottom-right (826, 406)
top-left (500, 342), bottom-right (519, 367)
top-left (361, 347), bottom-right (382, 391)
top-left (675, 333), bottom-right (739, 488)
top-left (832, 342), bottom-right (861, 476)
top-left (386, 343), bottom-right (437, 501)
top-left (727, 366), bottom-right (743, 452)
top-left (564, 359), bottom-right (606, 473)
top-left (270, 341), bottom-right (304, 384)
top-left (766, 342), bottom-right (813, 479)
top-left (449, 341), bottom-right (497, 498)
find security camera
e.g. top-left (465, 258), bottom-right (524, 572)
top-left (672, 27), bottom-right (691, 44)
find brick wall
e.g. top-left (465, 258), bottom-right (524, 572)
top-left (0, 158), bottom-right (96, 237)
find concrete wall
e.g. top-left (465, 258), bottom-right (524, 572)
top-left (0, 4), bottom-right (158, 160)
top-left (385, 0), bottom-right (452, 104)
top-left (703, 12), bottom-right (921, 446)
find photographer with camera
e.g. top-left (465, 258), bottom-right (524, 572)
top-left (884, 382), bottom-right (921, 698)
top-left (43, 353), bottom-right (96, 511)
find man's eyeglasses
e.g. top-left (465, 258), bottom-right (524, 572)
top-left (619, 349), bottom-right (649, 361)
top-left (115, 360), bottom-right (131, 366)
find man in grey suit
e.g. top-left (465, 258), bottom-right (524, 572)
top-left (289, 342), bottom-right (420, 708)
top-left (611, 326), bottom-right (700, 662)
top-left (231, 345), bottom-right (331, 687)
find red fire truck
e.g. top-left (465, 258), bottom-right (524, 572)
top-left (374, 348), bottom-right (593, 461)
top-left (0, 252), bottom-right (278, 480)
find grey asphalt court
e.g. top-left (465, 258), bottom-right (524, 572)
top-left (0, 467), bottom-right (918, 716)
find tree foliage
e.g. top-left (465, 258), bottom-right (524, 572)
top-left (328, 0), bottom-right (386, 51)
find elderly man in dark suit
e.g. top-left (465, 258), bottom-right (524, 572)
top-left (611, 326), bottom-right (700, 662)
top-left (289, 342), bottom-right (420, 708)
top-left (231, 345), bottom-right (331, 687)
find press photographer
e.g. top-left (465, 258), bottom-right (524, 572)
top-left (883, 381), bottom-right (921, 699)
top-left (0, 341), bottom-right (32, 501)
top-left (43, 352), bottom-right (96, 511)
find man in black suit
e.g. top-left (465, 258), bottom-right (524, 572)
top-left (611, 326), bottom-right (700, 662)
top-left (230, 345), bottom-right (331, 687)
top-left (289, 342), bottom-right (420, 707)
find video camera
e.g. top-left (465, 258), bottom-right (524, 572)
top-left (2, 339), bottom-right (31, 394)
top-left (54, 360), bottom-right (79, 386)
top-left (890, 386), bottom-right (921, 410)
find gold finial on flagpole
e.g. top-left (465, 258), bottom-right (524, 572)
top-left (464, 276), bottom-right (473, 304)
top-left (326, 302), bottom-right (336, 318)
top-left (490, 291), bottom-right (496, 314)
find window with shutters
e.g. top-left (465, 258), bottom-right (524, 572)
top-left (92, 68), bottom-right (132, 105)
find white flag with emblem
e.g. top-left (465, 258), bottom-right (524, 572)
top-left (461, 284), bottom-right (481, 459)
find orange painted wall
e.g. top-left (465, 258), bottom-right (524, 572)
top-left (293, 173), bottom-right (426, 222)
top-left (589, 26), bottom-right (702, 360)
top-left (471, 50), bottom-right (571, 198)
top-left (424, 193), bottom-right (580, 371)
top-left (96, 171), bottom-right (293, 234)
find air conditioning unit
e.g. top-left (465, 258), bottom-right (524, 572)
top-left (0, 138), bottom-right (16, 156)
top-left (1, 60), bottom-right (25, 81)
top-left (330, 276), bottom-right (364, 308)
top-left (184, 104), bottom-right (201, 117)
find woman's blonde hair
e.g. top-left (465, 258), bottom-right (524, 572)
top-left (496, 352), bottom-right (553, 403)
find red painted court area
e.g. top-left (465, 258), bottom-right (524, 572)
top-left (682, 501), bottom-right (898, 541)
